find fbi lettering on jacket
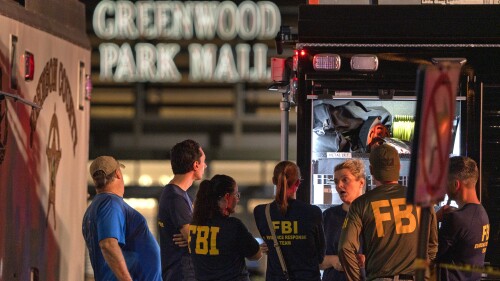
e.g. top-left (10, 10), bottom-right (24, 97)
top-left (263, 220), bottom-right (307, 245)
top-left (371, 198), bottom-right (420, 238)
top-left (189, 225), bottom-right (220, 255)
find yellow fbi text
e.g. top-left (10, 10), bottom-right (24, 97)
top-left (272, 220), bottom-right (299, 234)
top-left (370, 198), bottom-right (421, 238)
top-left (188, 225), bottom-right (220, 255)
top-left (265, 221), bottom-right (304, 246)
top-left (475, 224), bottom-right (490, 253)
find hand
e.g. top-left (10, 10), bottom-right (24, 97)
top-left (333, 260), bottom-right (343, 271)
top-left (436, 205), bottom-right (457, 222)
top-left (356, 254), bottom-right (366, 268)
top-left (260, 243), bottom-right (269, 255)
top-left (173, 233), bottom-right (187, 247)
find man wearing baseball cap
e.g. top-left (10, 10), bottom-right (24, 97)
top-left (82, 156), bottom-right (162, 281)
top-left (339, 144), bottom-right (438, 281)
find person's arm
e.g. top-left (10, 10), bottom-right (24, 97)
top-left (315, 208), bottom-right (326, 264)
top-left (173, 233), bottom-right (188, 247)
top-left (320, 255), bottom-right (342, 271)
top-left (259, 242), bottom-right (268, 255)
top-left (99, 238), bottom-right (133, 281)
top-left (248, 247), bottom-right (263, 261)
top-left (179, 224), bottom-right (190, 241)
top-left (435, 213), bottom-right (456, 263)
top-left (320, 208), bottom-right (341, 271)
top-left (427, 207), bottom-right (439, 263)
top-left (171, 192), bottom-right (194, 244)
top-left (339, 203), bottom-right (362, 281)
top-left (435, 205), bottom-right (456, 223)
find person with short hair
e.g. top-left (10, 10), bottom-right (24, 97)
top-left (82, 156), bottom-right (161, 281)
top-left (158, 139), bottom-right (207, 281)
top-left (254, 160), bottom-right (325, 281)
top-left (435, 156), bottom-right (489, 281)
top-left (321, 159), bottom-right (366, 281)
top-left (188, 174), bottom-right (262, 281)
top-left (339, 144), bottom-right (438, 281)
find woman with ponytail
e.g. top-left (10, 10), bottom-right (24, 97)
top-left (254, 161), bottom-right (325, 281)
top-left (188, 174), bottom-right (262, 281)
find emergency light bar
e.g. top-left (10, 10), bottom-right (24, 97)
top-left (431, 58), bottom-right (467, 65)
top-left (313, 54), bottom-right (341, 71)
top-left (350, 54), bottom-right (378, 72)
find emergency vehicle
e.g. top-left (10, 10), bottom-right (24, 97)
top-left (0, 0), bottom-right (91, 280)
top-left (272, 3), bottom-right (500, 272)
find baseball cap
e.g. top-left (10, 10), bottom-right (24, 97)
top-left (89, 156), bottom-right (125, 177)
top-left (369, 143), bottom-right (400, 181)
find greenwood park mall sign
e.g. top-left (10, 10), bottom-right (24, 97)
top-left (93, 0), bottom-right (281, 83)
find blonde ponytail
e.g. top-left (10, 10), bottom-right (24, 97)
top-left (273, 161), bottom-right (300, 215)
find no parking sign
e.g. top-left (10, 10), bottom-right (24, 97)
top-left (407, 63), bottom-right (462, 207)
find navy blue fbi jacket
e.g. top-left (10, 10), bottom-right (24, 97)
top-left (254, 200), bottom-right (325, 281)
top-left (188, 214), bottom-right (260, 281)
top-left (436, 203), bottom-right (490, 281)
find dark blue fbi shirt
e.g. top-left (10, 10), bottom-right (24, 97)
top-left (188, 215), bottom-right (260, 281)
top-left (158, 184), bottom-right (193, 280)
top-left (322, 205), bottom-right (365, 281)
top-left (254, 200), bottom-right (325, 281)
top-left (436, 203), bottom-right (490, 281)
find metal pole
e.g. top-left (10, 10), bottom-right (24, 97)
top-left (415, 207), bottom-right (431, 281)
top-left (280, 94), bottom-right (290, 161)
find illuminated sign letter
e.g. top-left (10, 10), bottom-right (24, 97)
top-left (93, 0), bottom-right (116, 40)
top-left (114, 43), bottom-right (137, 82)
top-left (214, 44), bottom-right (239, 82)
top-left (157, 43), bottom-right (182, 82)
top-left (174, 1), bottom-right (194, 40)
top-left (99, 43), bottom-right (119, 81)
top-left (236, 44), bottom-right (251, 80)
top-left (115, 1), bottom-right (139, 39)
top-left (251, 43), bottom-right (269, 81)
top-left (136, 1), bottom-right (157, 39)
top-left (258, 1), bottom-right (281, 40)
top-left (155, 2), bottom-right (183, 40)
top-left (217, 2), bottom-right (238, 40)
top-left (189, 43), bottom-right (217, 82)
top-left (239, 1), bottom-right (259, 40)
top-left (136, 43), bottom-right (157, 82)
top-left (193, 2), bottom-right (218, 40)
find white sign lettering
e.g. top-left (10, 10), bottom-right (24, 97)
top-left (99, 42), bottom-right (269, 83)
top-left (93, 0), bottom-right (280, 83)
top-left (93, 0), bottom-right (281, 41)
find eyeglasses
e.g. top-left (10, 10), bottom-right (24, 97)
top-left (233, 192), bottom-right (241, 199)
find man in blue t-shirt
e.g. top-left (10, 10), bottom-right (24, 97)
top-left (82, 156), bottom-right (161, 281)
top-left (436, 156), bottom-right (490, 281)
top-left (158, 139), bottom-right (207, 281)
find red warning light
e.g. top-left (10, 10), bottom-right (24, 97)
top-left (300, 50), bottom-right (306, 57)
top-left (24, 51), bottom-right (35, 81)
top-left (293, 54), bottom-right (298, 72)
